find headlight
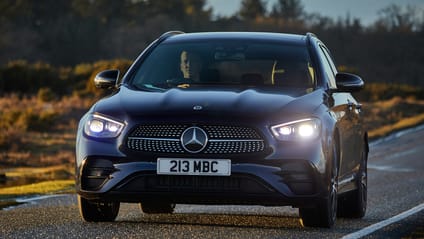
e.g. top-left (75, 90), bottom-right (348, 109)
top-left (84, 114), bottom-right (125, 138)
top-left (271, 118), bottom-right (321, 141)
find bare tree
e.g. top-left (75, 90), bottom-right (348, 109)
top-left (375, 4), bottom-right (423, 32)
top-left (239, 0), bottom-right (267, 20)
top-left (271, 0), bottom-right (304, 22)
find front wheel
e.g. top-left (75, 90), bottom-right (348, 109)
top-left (299, 174), bottom-right (338, 228)
top-left (300, 143), bottom-right (338, 228)
top-left (338, 142), bottom-right (367, 218)
top-left (78, 195), bottom-right (120, 222)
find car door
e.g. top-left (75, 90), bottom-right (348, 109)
top-left (317, 44), bottom-right (361, 186)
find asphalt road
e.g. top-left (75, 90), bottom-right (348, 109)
top-left (1, 126), bottom-right (423, 239)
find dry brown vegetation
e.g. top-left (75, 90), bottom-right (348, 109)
top-left (0, 59), bottom-right (134, 186)
top-left (0, 94), bottom-right (93, 168)
top-left (362, 97), bottom-right (424, 139)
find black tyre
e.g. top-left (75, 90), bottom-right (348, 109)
top-left (299, 174), bottom-right (338, 228)
top-left (300, 143), bottom-right (338, 228)
top-left (338, 142), bottom-right (367, 218)
top-left (78, 195), bottom-right (120, 222)
top-left (140, 202), bottom-right (175, 214)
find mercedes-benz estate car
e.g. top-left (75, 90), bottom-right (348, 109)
top-left (76, 31), bottom-right (368, 228)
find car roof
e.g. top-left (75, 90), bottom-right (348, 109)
top-left (163, 32), bottom-right (308, 46)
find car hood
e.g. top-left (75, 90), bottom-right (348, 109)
top-left (92, 86), bottom-right (324, 120)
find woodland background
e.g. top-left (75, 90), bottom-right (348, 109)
top-left (1, 0), bottom-right (424, 89)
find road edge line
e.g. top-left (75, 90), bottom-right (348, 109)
top-left (341, 202), bottom-right (424, 239)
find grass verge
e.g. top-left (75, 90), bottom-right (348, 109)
top-left (362, 98), bottom-right (424, 140)
top-left (368, 113), bottom-right (424, 139)
top-left (0, 179), bottom-right (75, 209)
top-left (0, 179), bottom-right (75, 199)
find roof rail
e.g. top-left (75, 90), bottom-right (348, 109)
top-left (306, 32), bottom-right (317, 38)
top-left (306, 32), bottom-right (317, 46)
top-left (159, 31), bottom-right (185, 39)
top-left (148, 31), bottom-right (185, 48)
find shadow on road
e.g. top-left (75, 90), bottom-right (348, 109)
top-left (122, 213), bottom-right (302, 229)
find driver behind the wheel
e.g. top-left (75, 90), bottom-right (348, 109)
top-left (180, 50), bottom-right (202, 82)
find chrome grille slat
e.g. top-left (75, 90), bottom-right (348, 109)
top-left (127, 124), bottom-right (265, 154)
top-left (127, 138), bottom-right (185, 153)
top-left (130, 125), bottom-right (188, 138)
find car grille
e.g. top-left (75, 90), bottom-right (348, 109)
top-left (126, 124), bottom-right (265, 154)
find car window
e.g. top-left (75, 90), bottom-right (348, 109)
top-left (130, 41), bottom-right (316, 93)
top-left (317, 45), bottom-right (337, 89)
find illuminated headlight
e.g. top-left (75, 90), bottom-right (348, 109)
top-left (271, 118), bottom-right (321, 141)
top-left (84, 114), bottom-right (125, 138)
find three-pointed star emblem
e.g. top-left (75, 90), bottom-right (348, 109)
top-left (181, 126), bottom-right (208, 153)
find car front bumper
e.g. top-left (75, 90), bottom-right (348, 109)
top-left (76, 139), bottom-right (332, 208)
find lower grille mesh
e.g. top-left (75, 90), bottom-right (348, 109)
top-left (118, 175), bottom-right (273, 194)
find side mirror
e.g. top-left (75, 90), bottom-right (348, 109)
top-left (335, 72), bottom-right (364, 92)
top-left (94, 69), bottom-right (120, 89)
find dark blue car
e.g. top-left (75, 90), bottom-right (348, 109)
top-left (76, 31), bottom-right (368, 228)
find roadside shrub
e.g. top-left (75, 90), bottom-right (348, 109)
top-left (71, 63), bottom-right (95, 94)
top-left (0, 127), bottom-right (24, 150)
top-left (0, 110), bottom-right (21, 128)
top-left (37, 87), bottom-right (56, 102)
top-left (0, 105), bottom-right (26, 150)
top-left (355, 83), bottom-right (424, 102)
top-left (0, 60), bottom-right (71, 96)
top-left (0, 60), bottom-right (30, 94)
top-left (0, 108), bottom-right (22, 150)
top-left (17, 109), bottom-right (59, 132)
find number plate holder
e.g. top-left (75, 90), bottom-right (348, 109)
top-left (157, 158), bottom-right (231, 176)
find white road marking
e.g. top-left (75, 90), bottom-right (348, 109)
top-left (341, 202), bottom-right (424, 239)
top-left (382, 148), bottom-right (418, 161)
top-left (3, 194), bottom-right (65, 211)
top-left (367, 164), bottom-right (414, 172)
top-left (370, 124), bottom-right (424, 147)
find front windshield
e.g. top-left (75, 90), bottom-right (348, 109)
top-left (130, 41), bottom-right (316, 92)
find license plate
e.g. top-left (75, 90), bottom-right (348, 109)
top-left (157, 158), bottom-right (231, 176)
